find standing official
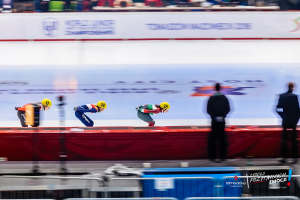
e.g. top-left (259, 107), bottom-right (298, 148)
top-left (276, 82), bottom-right (300, 164)
top-left (207, 83), bottom-right (231, 163)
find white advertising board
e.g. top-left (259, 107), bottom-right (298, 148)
top-left (0, 12), bottom-right (299, 40)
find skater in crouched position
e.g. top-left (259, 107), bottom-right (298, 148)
top-left (136, 102), bottom-right (170, 126)
top-left (15, 98), bottom-right (52, 127)
top-left (74, 101), bottom-right (107, 127)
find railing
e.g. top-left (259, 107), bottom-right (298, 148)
top-left (186, 197), bottom-right (300, 200)
top-left (2, 175), bottom-right (299, 198)
top-left (2, 175), bottom-right (105, 186)
top-left (66, 198), bottom-right (179, 200)
top-left (2, 176), bottom-right (215, 197)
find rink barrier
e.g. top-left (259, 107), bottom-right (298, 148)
top-left (0, 125), bottom-right (298, 161)
top-left (1, 38), bottom-right (300, 42)
top-left (2, 175), bottom-right (300, 197)
top-left (185, 197), bottom-right (300, 200)
top-left (66, 198), bottom-right (178, 200)
top-left (0, 197), bottom-right (298, 200)
top-left (2, 175), bottom-right (105, 185)
top-left (0, 125), bottom-right (295, 132)
top-left (2, 176), bottom-right (214, 198)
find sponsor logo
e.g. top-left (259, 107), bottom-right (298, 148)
top-left (191, 86), bottom-right (255, 96)
top-left (226, 181), bottom-right (247, 187)
top-left (289, 17), bottom-right (300, 32)
top-left (40, 18), bottom-right (115, 36)
top-left (64, 20), bottom-right (115, 35)
top-left (234, 175), bottom-right (238, 181)
top-left (41, 18), bottom-right (60, 37)
top-left (146, 23), bottom-right (252, 31)
top-left (249, 171), bottom-right (290, 189)
top-left (226, 175), bottom-right (246, 188)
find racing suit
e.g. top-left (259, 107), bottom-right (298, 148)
top-left (74, 104), bottom-right (100, 127)
top-left (136, 104), bottom-right (162, 126)
top-left (15, 103), bottom-right (43, 127)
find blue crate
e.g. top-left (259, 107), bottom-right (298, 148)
top-left (142, 167), bottom-right (242, 200)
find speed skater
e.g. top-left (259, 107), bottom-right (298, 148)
top-left (136, 102), bottom-right (170, 126)
top-left (15, 98), bottom-right (52, 127)
top-left (74, 101), bottom-right (107, 127)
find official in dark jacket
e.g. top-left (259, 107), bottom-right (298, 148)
top-left (276, 82), bottom-right (300, 164)
top-left (207, 83), bottom-right (231, 162)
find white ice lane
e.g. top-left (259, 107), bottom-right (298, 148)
top-left (0, 40), bottom-right (299, 67)
top-left (0, 118), bottom-right (281, 127)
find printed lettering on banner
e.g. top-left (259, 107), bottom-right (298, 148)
top-left (3, 13), bottom-right (300, 39)
top-left (155, 178), bottom-right (174, 190)
top-left (40, 17), bottom-right (116, 38)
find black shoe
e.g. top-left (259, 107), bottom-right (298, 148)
top-left (291, 159), bottom-right (298, 164)
top-left (279, 158), bottom-right (286, 163)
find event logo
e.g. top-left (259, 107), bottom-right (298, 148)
top-left (41, 18), bottom-right (60, 37)
top-left (227, 171), bottom-right (292, 189)
top-left (234, 175), bottom-right (238, 181)
top-left (227, 175), bottom-right (246, 187)
top-left (191, 86), bottom-right (255, 96)
top-left (64, 20), bottom-right (115, 36)
top-left (289, 17), bottom-right (300, 32)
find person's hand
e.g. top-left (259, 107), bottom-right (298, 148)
top-left (73, 106), bottom-right (78, 111)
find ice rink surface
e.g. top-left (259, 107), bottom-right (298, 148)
top-left (1, 40), bottom-right (300, 127)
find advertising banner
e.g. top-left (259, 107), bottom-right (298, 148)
top-left (0, 12), bottom-right (300, 40)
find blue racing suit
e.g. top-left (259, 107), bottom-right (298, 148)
top-left (74, 104), bottom-right (99, 127)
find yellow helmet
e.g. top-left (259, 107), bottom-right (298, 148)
top-left (160, 102), bottom-right (170, 110)
top-left (42, 98), bottom-right (52, 107)
top-left (97, 101), bottom-right (107, 109)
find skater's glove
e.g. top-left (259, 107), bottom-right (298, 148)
top-left (136, 105), bottom-right (142, 111)
top-left (73, 106), bottom-right (78, 111)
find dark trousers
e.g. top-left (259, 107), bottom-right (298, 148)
top-left (281, 126), bottom-right (298, 159)
top-left (208, 121), bottom-right (228, 160)
top-left (17, 110), bottom-right (28, 127)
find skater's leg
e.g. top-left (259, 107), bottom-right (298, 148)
top-left (75, 111), bottom-right (94, 127)
top-left (17, 110), bottom-right (28, 127)
top-left (137, 111), bottom-right (155, 126)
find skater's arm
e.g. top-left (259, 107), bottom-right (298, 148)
top-left (74, 105), bottom-right (98, 113)
top-left (140, 108), bottom-right (162, 114)
top-left (207, 97), bottom-right (214, 118)
top-left (224, 96), bottom-right (230, 117)
top-left (276, 95), bottom-right (283, 118)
